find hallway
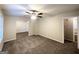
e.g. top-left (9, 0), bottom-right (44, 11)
top-left (2, 32), bottom-right (78, 54)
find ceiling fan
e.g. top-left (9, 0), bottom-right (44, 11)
top-left (26, 10), bottom-right (43, 18)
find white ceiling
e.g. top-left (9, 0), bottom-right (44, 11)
top-left (1, 4), bottom-right (79, 16)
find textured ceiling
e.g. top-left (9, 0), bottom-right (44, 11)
top-left (0, 4), bottom-right (79, 16)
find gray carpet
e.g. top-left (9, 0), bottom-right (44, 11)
top-left (2, 32), bottom-right (79, 54)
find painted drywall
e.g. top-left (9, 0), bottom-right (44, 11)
top-left (37, 11), bottom-right (79, 43)
top-left (4, 16), bottom-right (16, 42)
top-left (77, 17), bottom-right (79, 49)
top-left (73, 17), bottom-right (78, 31)
top-left (16, 17), bottom-right (29, 33)
top-left (29, 20), bottom-right (34, 36)
top-left (29, 19), bottom-right (39, 36)
top-left (4, 16), bottom-right (29, 42)
top-left (38, 16), bottom-right (64, 43)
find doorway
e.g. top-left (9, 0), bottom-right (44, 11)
top-left (64, 17), bottom-right (78, 43)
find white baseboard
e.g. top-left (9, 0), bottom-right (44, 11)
top-left (3, 38), bottom-right (16, 43)
top-left (39, 34), bottom-right (64, 44)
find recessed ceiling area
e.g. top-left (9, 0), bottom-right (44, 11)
top-left (0, 4), bottom-right (79, 16)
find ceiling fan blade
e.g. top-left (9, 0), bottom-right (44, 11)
top-left (26, 12), bottom-right (29, 13)
top-left (38, 15), bottom-right (43, 18)
top-left (26, 12), bottom-right (30, 14)
top-left (38, 13), bottom-right (43, 15)
top-left (29, 10), bottom-right (38, 12)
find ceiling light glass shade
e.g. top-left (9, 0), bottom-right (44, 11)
top-left (31, 15), bottom-right (37, 20)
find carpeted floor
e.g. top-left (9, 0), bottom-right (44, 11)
top-left (2, 32), bottom-right (79, 54)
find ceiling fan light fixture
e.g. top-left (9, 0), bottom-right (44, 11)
top-left (31, 15), bottom-right (37, 20)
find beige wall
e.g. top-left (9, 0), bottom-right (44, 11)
top-left (4, 16), bottom-right (16, 42)
top-left (4, 16), bottom-right (29, 42)
top-left (37, 11), bottom-right (79, 43)
top-left (78, 17), bottom-right (79, 49)
top-left (16, 17), bottom-right (29, 33)
top-left (38, 16), bottom-right (64, 43)
top-left (29, 19), bottom-right (36, 36)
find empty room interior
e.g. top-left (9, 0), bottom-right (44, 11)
top-left (0, 4), bottom-right (79, 54)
